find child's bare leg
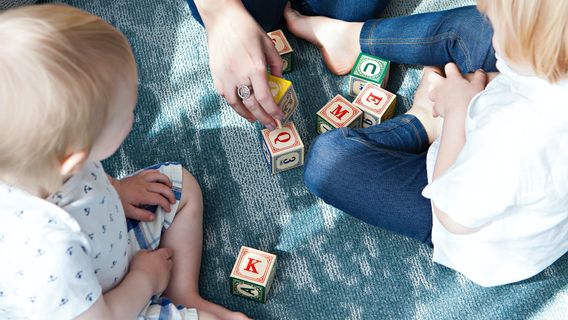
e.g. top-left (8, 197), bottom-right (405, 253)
top-left (160, 169), bottom-right (249, 320)
top-left (284, 3), bottom-right (362, 76)
top-left (406, 67), bottom-right (445, 143)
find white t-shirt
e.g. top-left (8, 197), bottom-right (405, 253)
top-left (0, 162), bottom-right (129, 319)
top-left (422, 57), bottom-right (568, 287)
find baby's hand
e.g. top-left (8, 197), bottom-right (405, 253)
top-left (129, 248), bottom-right (174, 295)
top-left (111, 170), bottom-right (176, 221)
top-left (428, 63), bottom-right (487, 118)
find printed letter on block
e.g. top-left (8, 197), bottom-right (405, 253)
top-left (348, 52), bottom-right (390, 97)
top-left (230, 246), bottom-right (277, 303)
top-left (316, 95), bottom-right (362, 134)
top-left (352, 83), bottom-right (397, 127)
top-left (268, 74), bottom-right (299, 124)
top-left (260, 122), bottom-right (304, 174)
top-left (267, 29), bottom-right (294, 73)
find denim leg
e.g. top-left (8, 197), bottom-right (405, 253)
top-left (304, 115), bottom-right (433, 245)
top-left (186, 0), bottom-right (288, 31)
top-left (294, 0), bottom-right (391, 21)
top-left (360, 6), bottom-right (497, 73)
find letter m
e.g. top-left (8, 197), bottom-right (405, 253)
top-left (331, 105), bottom-right (349, 121)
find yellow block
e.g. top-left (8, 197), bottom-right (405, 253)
top-left (268, 74), bottom-right (292, 104)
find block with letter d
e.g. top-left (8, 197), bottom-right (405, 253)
top-left (348, 52), bottom-right (390, 97)
top-left (230, 246), bottom-right (277, 303)
top-left (316, 95), bottom-right (362, 134)
top-left (268, 74), bottom-right (298, 124)
top-left (267, 29), bottom-right (294, 73)
top-left (260, 122), bottom-right (304, 174)
top-left (352, 83), bottom-right (397, 127)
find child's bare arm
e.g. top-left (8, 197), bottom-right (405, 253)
top-left (76, 248), bottom-right (173, 320)
top-left (428, 64), bottom-right (487, 234)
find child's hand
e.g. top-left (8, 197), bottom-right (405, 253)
top-left (111, 170), bottom-right (177, 221)
top-left (428, 63), bottom-right (487, 118)
top-left (129, 248), bottom-right (174, 295)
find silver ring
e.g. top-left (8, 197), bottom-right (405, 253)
top-left (237, 84), bottom-right (253, 100)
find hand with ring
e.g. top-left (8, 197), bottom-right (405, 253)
top-left (195, 0), bottom-right (285, 130)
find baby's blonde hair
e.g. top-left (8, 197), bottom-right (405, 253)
top-left (477, 0), bottom-right (568, 83)
top-left (0, 4), bottom-right (136, 195)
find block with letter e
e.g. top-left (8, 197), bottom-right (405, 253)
top-left (260, 122), bottom-right (304, 174)
top-left (267, 29), bottom-right (294, 73)
top-left (348, 52), bottom-right (390, 97)
top-left (230, 246), bottom-right (277, 303)
top-left (316, 95), bottom-right (362, 134)
top-left (268, 74), bottom-right (298, 124)
top-left (352, 83), bottom-right (397, 127)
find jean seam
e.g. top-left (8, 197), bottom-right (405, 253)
top-left (361, 31), bottom-right (473, 72)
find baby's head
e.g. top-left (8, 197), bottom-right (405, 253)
top-left (0, 4), bottom-right (137, 195)
top-left (477, 0), bottom-right (568, 83)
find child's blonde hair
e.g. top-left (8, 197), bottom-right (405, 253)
top-left (477, 0), bottom-right (568, 83)
top-left (0, 4), bottom-right (136, 195)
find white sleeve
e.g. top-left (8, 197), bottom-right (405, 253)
top-left (17, 229), bottom-right (102, 320)
top-left (422, 115), bottom-right (523, 228)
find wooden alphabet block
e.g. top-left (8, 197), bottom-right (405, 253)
top-left (352, 83), bottom-right (397, 127)
top-left (316, 95), bottom-right (362, 134)
top-left (348, 52), bottom-right (390, 97)
top-left (230, 246), bottom-right (277, 303)
top-left (268, 74), bottom-right (298, 123)
top-left (260, 122), bottom-right (304, 174)
top-left (267, 29), bottom-right (294, 73)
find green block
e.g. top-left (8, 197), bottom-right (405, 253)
top-left (316, 116), bottom-right (334, 134)
top-left (348, 53), bottom-right (390, 97)
top-left (230, 277), bottom-right (266, 303)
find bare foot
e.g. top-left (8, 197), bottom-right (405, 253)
top-left (284, 3), bottom-right (363, 75)
top-left (405, 67), bottom-right (444, 143)
top-left (186, 295), bottom-right (250, 320)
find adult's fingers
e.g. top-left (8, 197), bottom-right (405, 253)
top-left (242, 93), bottom-right (277, 130)
top-left (250, 71), bottom-right (284, 122)
top-left (222, 83), bottom-right (256, 122)
top-left (263, 35), bottom-right (284, 78)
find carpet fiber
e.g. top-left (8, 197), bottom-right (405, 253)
top-left (32, 0), bottom-right (568, 318)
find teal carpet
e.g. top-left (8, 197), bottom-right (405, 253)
top-left (27, 0), bottom-right (568, 318)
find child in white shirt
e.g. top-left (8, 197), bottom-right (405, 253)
top-left (422, 0), bottom-right (568, 286)
top-left (0, 4), bottom-right (248, 319)
top-left (304, 0), bottom-right (568, 287)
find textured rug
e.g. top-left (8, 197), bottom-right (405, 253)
top-left (24, 0), bottom-right (568, 318)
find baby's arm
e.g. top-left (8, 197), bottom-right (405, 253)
top-left (76, 248), bottom-right (173, 320)
top-left (429, 64), bottom-right (488, 234)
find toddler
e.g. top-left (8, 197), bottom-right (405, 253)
top-left (304, 0), bottom-right (568, 286)
top-left (0, 4), bottom-right (248, 319)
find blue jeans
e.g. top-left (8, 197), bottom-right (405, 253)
top-left (304, 114), bottom-right (433, 246)
top-left (186, 1), bottom-right (496, 72)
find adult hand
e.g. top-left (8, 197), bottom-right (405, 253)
top-left (110, 170), bottom-right (176, 221)
top-left (129, 248), bottom-right (174, 295)
top-left (428, 63), bottom-right (487, 118)
top-left (197, 0), bottom-right (285, 130)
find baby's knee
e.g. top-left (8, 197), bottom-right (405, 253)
top-left (180, 168), bottom-right (203, 210)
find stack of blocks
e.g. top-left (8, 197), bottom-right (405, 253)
top-left (230, 246), bottom-right (277, 303)
top-left (267, 29), bottom-right (294, 73)
top-left (316, 52), bottom-right (397, 133)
